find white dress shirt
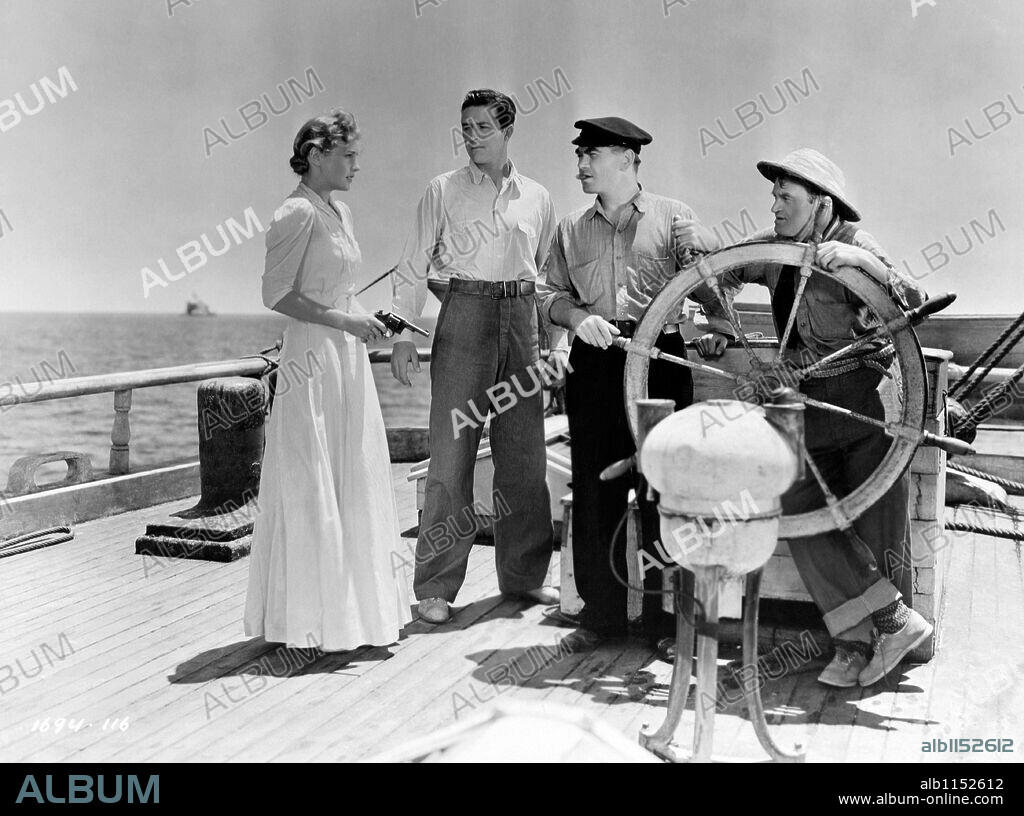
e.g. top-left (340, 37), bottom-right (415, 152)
top-left (390, 161), bottom-right (556, 319)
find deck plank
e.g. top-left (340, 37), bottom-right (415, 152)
top-left (144, 554), bottom-right (500, 763)
top-left (0, 461), bottom-right (1017, 762)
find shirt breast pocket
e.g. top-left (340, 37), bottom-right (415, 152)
top-left (515, 221), bottom-right (537, 253)
top-left (567, 255), bottom-right (603, 306)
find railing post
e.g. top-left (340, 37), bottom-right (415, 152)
top-left (110, 388), bottom-right (132, 474)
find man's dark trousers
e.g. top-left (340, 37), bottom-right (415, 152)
top-left (781, 366), bottom-right (913, 643)
top-left (566, 332), bottom-right (693, 637)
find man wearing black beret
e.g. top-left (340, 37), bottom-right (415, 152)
top-left (539, 117), bottom-right (727, 650)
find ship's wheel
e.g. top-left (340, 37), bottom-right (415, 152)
top-left (621, 240), bottom-right (964, 763)
top-left (622, 240), bottom-right (960, 539)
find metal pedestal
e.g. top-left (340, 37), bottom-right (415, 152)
top-left (639, 566), bottom-right (806, 763)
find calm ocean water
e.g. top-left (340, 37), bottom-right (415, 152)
top-left (0, 312), bottom-right (434, 485)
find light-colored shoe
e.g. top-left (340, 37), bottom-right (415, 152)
top-left (859, 610), bottom-right (933, 687)
top-left (512, 586), bottom-right (560, 606)
top-left (417, 597), bottom-right (450, 624)
top-left (817, 645), bottom-right (869, 688)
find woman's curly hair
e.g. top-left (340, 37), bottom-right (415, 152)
top-left (289, 109), bottom-right (360, 175)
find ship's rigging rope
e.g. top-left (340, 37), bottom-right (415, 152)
top-left (944, 308), bottom-right (1024, 438)
top-left (945, 512), bottom-right (1024, 542)
top-left (949, 310), bottom-right (1024, 401)
top-left (947, 460), bottom-right (1024, 496)
top-left (957, 362), bottom-right (1024, 431)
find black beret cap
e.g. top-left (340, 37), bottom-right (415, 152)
top-left (571, 117), bottom-right (653, 153)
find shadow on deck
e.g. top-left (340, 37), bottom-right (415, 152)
top-left (0, 464), bottom-right (1019, 763)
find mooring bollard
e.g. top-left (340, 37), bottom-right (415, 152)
top-left (196, 376), bottom-right (267, 511)
top-left (135, 376), bottom-right (268, 562)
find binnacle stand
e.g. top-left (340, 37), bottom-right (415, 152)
top-left (638, 566), bottom-right (805, 763)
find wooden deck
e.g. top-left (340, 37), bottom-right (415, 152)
top-left (0, 464), bottom-right (1020, 763)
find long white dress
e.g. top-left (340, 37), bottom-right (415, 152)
top-left (243, 183), bottom-right (411, 651)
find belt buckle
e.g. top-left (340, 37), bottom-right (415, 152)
top-left (490, 281), bottom-right (504, 299)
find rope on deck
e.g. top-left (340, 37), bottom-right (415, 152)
top-left (947, 461), bottom-right (1024, 496)
top-left (0, 526), bottom-right (74, 559)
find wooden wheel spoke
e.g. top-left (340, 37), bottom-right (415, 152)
top-left (802, 450), bottom-right (853, 531)
top-left (774, 249), bottom-right (816, 361)
top-left (614, 339), bottom-right (745, 383)
top-left (798, 393), bottom-right (921, 445)
top-left (693, 258), bottom-right (762, 370)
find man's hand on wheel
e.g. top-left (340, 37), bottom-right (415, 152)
top-left (574, 315), bottom-right (621, 349)
top-left (695, 331), bottom-right (730, 359)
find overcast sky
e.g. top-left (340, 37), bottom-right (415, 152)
top-left (1, 0), bottom-right (1021, 315)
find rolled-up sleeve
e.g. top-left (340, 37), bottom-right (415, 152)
top-left (852, 228), bottom-right (927, 310)
top-left (691, 265), bottom-right (764, 339)
top-left (262, 199), bottom-right (316, 310)
top-left (533, 195), bottom-right (569, 348)
top-left (538, 225), bottom-right (591, 331)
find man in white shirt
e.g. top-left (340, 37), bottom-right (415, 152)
top-left (389, 89), bottom-right (560, 623)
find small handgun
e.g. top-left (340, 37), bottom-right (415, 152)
top-left (373, 310), bottom-right (430, 338)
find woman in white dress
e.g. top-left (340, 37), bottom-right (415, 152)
top-left (244, 109), bottom-right (412, 651)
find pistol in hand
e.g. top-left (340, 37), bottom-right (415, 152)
top-left (373, 310), bottom-right (430, 338)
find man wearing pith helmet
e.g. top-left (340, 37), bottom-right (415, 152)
top-left (540, 116), bottom-right (727, 652)
top-left (686, 147), bottom-right (932, 688)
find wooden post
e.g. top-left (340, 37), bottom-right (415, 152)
top-left (908, 348), bottom-right (954, 661)
top-left (692, 566), bottom-right (720, 763)
top-left (110, 388), bottom-right (132, 474)
top-left (559, 493), bottom-right (584, 616)
top-left (626, 491), bottom-right (644, 622)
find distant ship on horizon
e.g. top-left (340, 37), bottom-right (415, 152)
top-left (186, 292), bottom-right (215, 317)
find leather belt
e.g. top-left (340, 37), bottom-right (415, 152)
top-left (611, 319), bottom-right (638, 339)
top-left (448, 278), bottom-right (536, 298)
top-left (610, 319), bottom-right (680, 339)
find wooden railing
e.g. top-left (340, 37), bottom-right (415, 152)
top-left (8, 349), bottom-right (434, 476)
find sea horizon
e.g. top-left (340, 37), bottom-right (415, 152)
top-left (0, 312), bottom-right (435, 487)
